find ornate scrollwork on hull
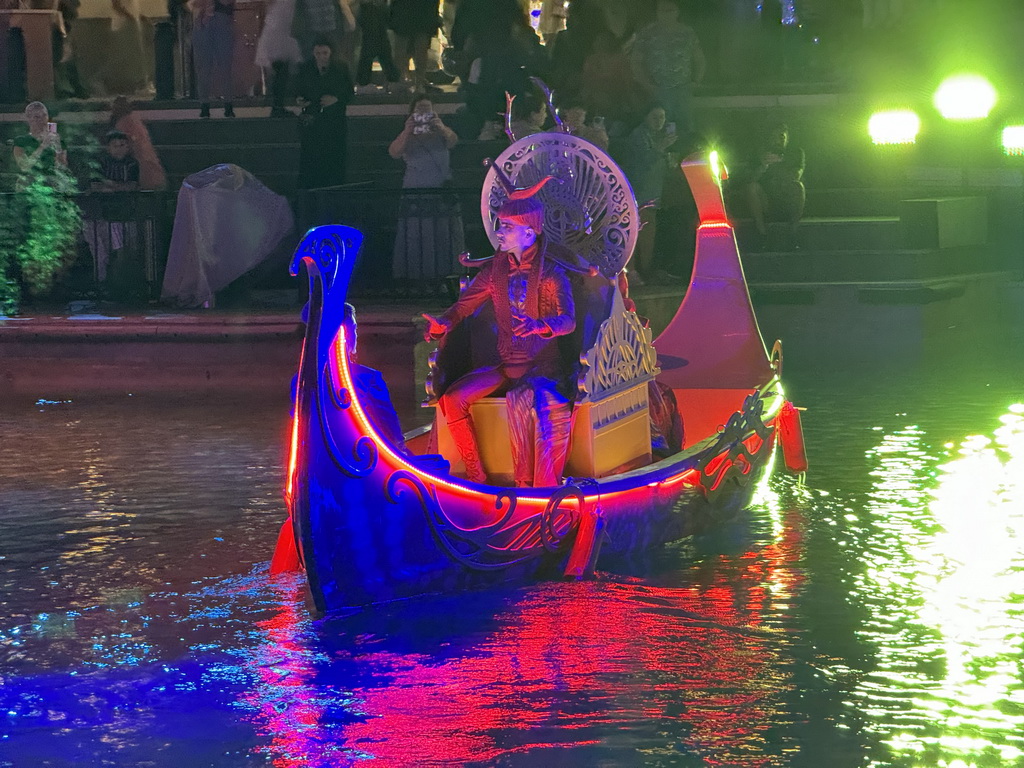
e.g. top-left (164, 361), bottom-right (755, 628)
top-left (289, 227), bottom-right (361, 296)
top-left (578, 291), bottom-right (660, 402)
top-left (482, 133), bottom-right (640, 279)
top-left (697, 392), bottom-right (773, 499)
top-left (386, 471), bottom-right (585, 571)
top-left (317, 362), bottom-right (378, 478)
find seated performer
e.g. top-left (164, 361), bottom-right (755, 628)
top-left (422, 178), bottom-right (577, 487)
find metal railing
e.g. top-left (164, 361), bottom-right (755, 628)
top-left (3, 184), bottom-right (499, 304)
top-left (297, 185), bottom-right (492, 297)
top-left (0, 189), bottom-right (169, 304)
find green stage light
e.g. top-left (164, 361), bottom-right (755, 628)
top-left (709, 149), bottom-right (724, 180)
top-left (934, 74), bottom-right (997, 120)
top-left (1001, 126), bottom-right (1024, 156)
top-left (868, 110), bottom-right (920, 145)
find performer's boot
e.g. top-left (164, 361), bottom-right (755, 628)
top-left (507, 386), bottom-right (536, 487)
top-left (447, 415), bottom-right (487, 483)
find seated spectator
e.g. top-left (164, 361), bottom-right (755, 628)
top-left (726, 121), bottom-right (806, 249)
top-left (619, 104), bottom-right (677, 284)
top-left (93, 131), bottom-right (139, 192)
top-left (505, 92), bottom-right (547, 142)
top-left (109, 96), bottom-right (167, 191)
top-left (82, 131), bottom-right (141, 298)
top-left (558, 98), bottom-right (609, 150)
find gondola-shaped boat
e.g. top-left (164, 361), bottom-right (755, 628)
top-left (277, 135), bottom-right (806, 615)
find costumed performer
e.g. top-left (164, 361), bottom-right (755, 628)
top-left (422, 177), bottom-right (577, 487)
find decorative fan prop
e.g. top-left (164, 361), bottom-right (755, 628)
top-left (481, 132), bottom-right (640, 280)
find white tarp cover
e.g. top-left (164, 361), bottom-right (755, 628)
top-left (161, 164), bottom-right (294, 308)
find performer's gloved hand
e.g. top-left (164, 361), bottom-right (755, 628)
top-left (422, 313), bottom-right (449, 342)
top-left (511, 315), bottom-right (549, 337)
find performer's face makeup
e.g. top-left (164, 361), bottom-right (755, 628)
top-left (495, 218), bottom-right (537, 255)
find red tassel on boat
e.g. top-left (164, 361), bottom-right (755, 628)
top-left (269, 519), bottom-right (302, 574)
top-left (777, 401), bottom-right (808, 474)
top-left (564, 508), bottom-right (605, 579)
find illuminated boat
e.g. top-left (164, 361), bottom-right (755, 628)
top-left (280, 140), bottom-right (805, 614)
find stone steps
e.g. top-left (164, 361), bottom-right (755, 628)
top-left (741, 244), bottom-right (1002, 284)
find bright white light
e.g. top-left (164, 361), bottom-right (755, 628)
top-left (868, 110), bottom-right (921, 145)
top-left (1001, 126), bottom-right (1024, 156)
top-left (934, 75), bottom-right (997, 120)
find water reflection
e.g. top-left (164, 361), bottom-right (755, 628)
top-left (4, 379), bottom-right (1024, 766)
top-left (232, 482), bottom-right (812, 767)
top-left (849, 404), bottom-right (1024, 767)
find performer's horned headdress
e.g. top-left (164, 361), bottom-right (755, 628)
top-left (496, 176), bottom-right (557, 234)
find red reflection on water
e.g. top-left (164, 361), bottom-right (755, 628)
top-left (238, 579), bottom-right (340, 767)
top-left (245, 511), bottom-right (806, 767)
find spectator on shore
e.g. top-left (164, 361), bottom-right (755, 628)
top-left (389, 0), bottom-right (440, 93)
top-left (461, 0), bottom-right (544, 139)
top-left (580, 30), bottom-right (646, 129)
top-left (630, 0), bottom-right (705, 135)
top-left (548, 0), bottom-right (607, 99)
top-left (296, 38), bottom-right (354, 188)
top-left (1, 101), bottom-right (79, 315)
top-left (82, 130), bottom-right (140, 294)
top-left (619, 104), bottom-right (677, 284)
top-left (109, 96), bottom-right (167, 190)
top-left (54, 0), bottom-right (88, 99)
top-left (355, 0), bottom-right (399, 93)
top-left (388, 93), bottom-right (463, 294)
top-left (558, 98), bottom-right (608, 150)
top-left (12, 102), bottom-right (68, 184)
top-left (293, 0), bottom-right (356, 63)
top-left (727, 121), bottom-right (805, 250)
top-left (537, 0), bottom-right (567, 46)
top-left (255, 0), bottom-right (303, 116)
top-left (505, 92), bottom-right (547, 142)
top-left (92, 130), bottom-right (139, 192)
top-left (189, 0), bottom-right (236, 118)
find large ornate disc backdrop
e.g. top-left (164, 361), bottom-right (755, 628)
top-left (481, 133), bottom-right (640, 279)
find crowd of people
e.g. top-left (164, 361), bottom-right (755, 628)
top-left (2, 0), bottom-right (812, 310)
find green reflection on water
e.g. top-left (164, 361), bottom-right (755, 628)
top-left (851, 405), bottom-right (1024, 767)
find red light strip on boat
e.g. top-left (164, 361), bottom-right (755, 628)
top-left (285, 408), bottom-right (300, 504)
top-left (333, 327), bottom-right (533, 501)
top-left (332, 326), bottom-right (711, 505)
top-left (698, 221), bottom-right (733, 232)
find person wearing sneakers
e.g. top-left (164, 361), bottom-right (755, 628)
top-left (422, 179), bottom-right (578, 487)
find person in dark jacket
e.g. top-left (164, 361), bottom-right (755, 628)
top-left (295, 38), bottom-right (354, 188)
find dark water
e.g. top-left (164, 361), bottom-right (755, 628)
top-left (2, 358), bottom-right (1023, 768)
